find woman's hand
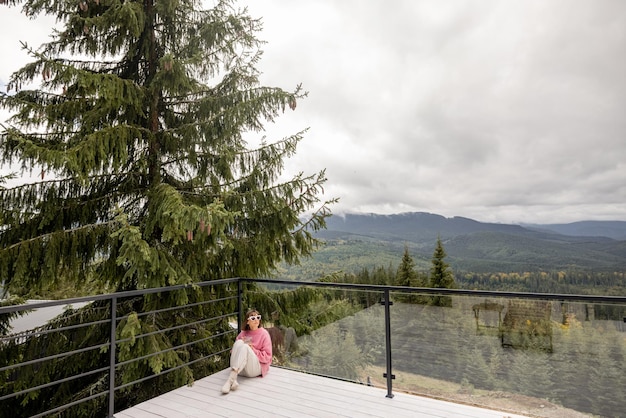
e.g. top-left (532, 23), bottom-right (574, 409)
top-left (244, 336), bottom-right (253, 348)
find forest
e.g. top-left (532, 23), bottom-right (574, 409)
top-left (303, 261), bottom-right (626, 298)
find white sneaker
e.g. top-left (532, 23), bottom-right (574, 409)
top-left (221, 379), bottom-right (232, 394)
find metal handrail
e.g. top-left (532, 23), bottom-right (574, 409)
top-left (1, 278), bottom-right (625, 417)
top-left (243, 277), bottom-right (626, 303)
top-left (0, 277), bottom-right (241, 315)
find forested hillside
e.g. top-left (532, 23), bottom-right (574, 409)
top-left (276, 213), bottom-right (626, 292)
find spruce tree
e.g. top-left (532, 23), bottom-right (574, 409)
top-left (0, 0), bottom-right (333, 296)
top-left (395, 245), bottom-right (417, 288)
top-left (429, 237), bottom-right (455, 289)
top-left (395, 244), bottom-right (426, 303)
top-left (0, 0), bottom-right (334, 415)
top-left (429, 237), bottom-right (455, 306)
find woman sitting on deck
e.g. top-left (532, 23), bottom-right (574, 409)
top-left (221, 309), bottom-right (273, 394)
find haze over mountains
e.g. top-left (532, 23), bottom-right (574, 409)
top-left (304, 212), bottom-right (626, 274)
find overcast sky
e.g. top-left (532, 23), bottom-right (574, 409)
top-left (1, 1), bottom-right (625, 224)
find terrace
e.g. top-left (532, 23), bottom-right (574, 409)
top-left (1, 278), bottom-right (624, 417)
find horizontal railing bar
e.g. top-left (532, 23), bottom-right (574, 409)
top-left (116, 295), bottom-right (237, 322)
top-left (116, 329), bottom-right (235, 368)
top-left (0, 341), bottom-right (110, 373)
top-left (0, 277), bottom-right (241, 315)
top-left (115, 313), bottom-right (233, 345)
top-left (30, 390), bottom-right (108, 418)
top-left (246, 278), bottom-right (626, 304)
top-left (1, 318), bottom-right (110, 344)
top-left (0, 365), bottom-right (109, 402)
top-left (114, 348), bottom-right (231, 392)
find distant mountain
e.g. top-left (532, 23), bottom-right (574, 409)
top-left (319, 212), bottom-right (534, 244)
top-left (522, 221), bottom-right (626, 241)
top-left (296, 212), bottom-right (626, 275)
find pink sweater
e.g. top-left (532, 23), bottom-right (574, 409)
top-left (236, 328), bottom-right (273, 377)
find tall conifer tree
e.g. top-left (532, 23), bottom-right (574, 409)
top-left (0, 1), bottom-right (334, 414)
top-left (429, 237), bottom-right (455, 289)
top-left (0, 0), bottom-right (333, 295)
top-left (396, 245), bottom-right (417, 288)
top-left (429, 237), bottom-right (455, 306)
top-left (395, 245), bottom-right (428, 303)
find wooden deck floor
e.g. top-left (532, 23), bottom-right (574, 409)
top-left (115, 367), bottom-right (529, 418)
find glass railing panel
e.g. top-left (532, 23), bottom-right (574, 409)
top-left (385, 291), bottom-right (625, 417)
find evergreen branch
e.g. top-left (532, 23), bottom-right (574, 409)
top-left (0, 171), bottom-right (142, 194)
top-left (293, 199), bottom-right (338, 234)
top-left (0, 221), bottom-right (116, 253)
top-left (161, 130), bottom-right (304, 172)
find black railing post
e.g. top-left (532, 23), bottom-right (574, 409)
top-left (380, 290), bottom-right (394, 398)
top-left (108, 296), bottom-right (117, 418)
top-left (237, 279), bottom-right (243, 334)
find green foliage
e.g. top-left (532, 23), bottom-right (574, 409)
top-left (458, 270), bottom-right (626, 296)
top-left (447, 231), bottom-right (626, 272)
top-left (244, 283), bottom-right (364, 336)
top-left (313, 212), bottom-right (626, 273)
top-left (285, 302), bottom-right (383, 381)
top-left (274, 238), bottom-right (425, 281)
top-left (279, 233), bottom-right (626, 282)
top-left (278, 238), bottom-right (626, 297)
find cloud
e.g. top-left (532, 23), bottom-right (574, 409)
top-left (1, 0), bottom-right (625, 224)
top-left (242, 0), bottom-right (626, 223)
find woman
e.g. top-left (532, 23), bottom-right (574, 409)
top-left (221, 309), bottom-right (273, 394)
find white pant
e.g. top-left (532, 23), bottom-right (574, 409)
top-left (230, 339), bottom-right (262, 377)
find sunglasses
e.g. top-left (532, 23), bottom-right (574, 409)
top-left (247, 315), bottom-right (261, 321)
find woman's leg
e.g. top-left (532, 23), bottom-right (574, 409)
top-left (229, 339), bottom-right (248, 372)
top-left (239, 343), bottom-right (262, 377)
top-left (222, 340), bottom-right (245, 393)
top-left (230, 339), bottom-right (262, 377)
top-left (222, 340), bottom-right (261, 393)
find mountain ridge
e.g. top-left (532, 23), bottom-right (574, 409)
top-left (522, 220), bottom-right (626, 240)
top-left (297, 212), bottom-right (626, 274)
top-left (319, 211), bottom-right (626, 242)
